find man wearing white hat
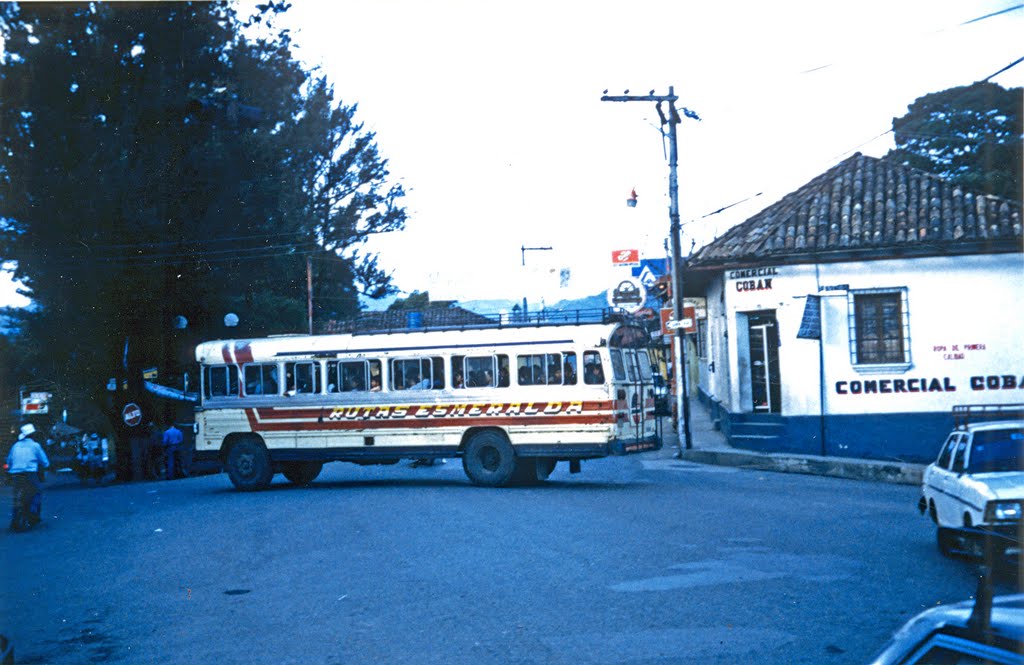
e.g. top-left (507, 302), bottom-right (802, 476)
top-left (6, 423), bottom-right (50, 530)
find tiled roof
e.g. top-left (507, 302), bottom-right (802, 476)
top-left (688, 153), bottom-right (1022, 270)
top-left (322, 303), bottom-right (494, 334)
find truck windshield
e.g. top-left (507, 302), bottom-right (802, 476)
top-left (968, 428), bottom-right (1024, 473)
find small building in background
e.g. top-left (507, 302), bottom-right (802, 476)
top-left (684, 153), bottom-right (1022, 462)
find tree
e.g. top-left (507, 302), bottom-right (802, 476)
top-left (0, 2), bottom-right (406, 404)
top-left (888, 81), bottom-right (1022, 201)
top-left (387, 291), bottom-right (432, 311)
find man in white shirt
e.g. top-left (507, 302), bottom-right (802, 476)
top-left (6, 423), bottom-right (50, 529)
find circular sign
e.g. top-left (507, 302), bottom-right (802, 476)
top-left (607, 277), bottom-right (647, 313)
top-left (122, 402), bottom-right (143, 427)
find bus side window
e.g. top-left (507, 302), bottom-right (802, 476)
top-left (583, 351), bottom-right (605, 385)
top-left (341, 361), bottom-right (367, 392)
top-left (326, 361), bottom-right (341, 393)
top-left (244, 363), bottom-right (278, 396)
top-left (429, 357), bottom-right (444, 389)
top-left (609, 349), bottom-right (626, 381)
top-left (368, 360), bottom-right (382, 392)
top-left (333, 360), bottom-right (380, 392)
top-left (563, 352), bottom-right (577, 385)
top-left (206, 365), bottom-right (239, 398)
top-left (545, 353), bottom-right (563, 385)
top-left (497, 355), bottom-right (510, 387)
top-left (465, 356), bottom-right (495, 388)
top-left (392, 358), bottom-right (441, 390)
top-left (285, 361), bottom-right (321, 395)
top-left (451, 356), bottom-right (466, 389)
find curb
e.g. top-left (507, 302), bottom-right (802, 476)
top-left (677, 448), bottom-right (925, 485)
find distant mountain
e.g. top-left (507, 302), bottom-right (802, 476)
top-left (548, 293), bottom-right (607, 311)
top-left (456, 299), bottom-right (520, 315)
top-left (458, 294), bottom-right (612, 316)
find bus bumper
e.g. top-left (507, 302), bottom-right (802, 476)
top-left (610, 435), bottom-right (662, 455)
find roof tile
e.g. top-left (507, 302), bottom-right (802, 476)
top-left (689, 153), bottom-right (1022, 268)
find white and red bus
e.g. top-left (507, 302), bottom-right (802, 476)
top-left (192, 319), bottom-right (662, 489)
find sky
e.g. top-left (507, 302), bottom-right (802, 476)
top-left (2, 0), bottom-right (1022, 310)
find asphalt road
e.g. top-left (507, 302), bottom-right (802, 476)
top-left (1, 452), bottom-right (1018, 665)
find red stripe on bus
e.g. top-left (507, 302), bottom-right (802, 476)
top-left (247, 413), bottom-right (615, 432)
top-left (234, 342), bottom-right (254, 365)
top-left (221, 344), bottom-right (232, 364)
top-left (247, 400), bottom-right (615, 421)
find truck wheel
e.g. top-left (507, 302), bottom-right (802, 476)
top-left (225, 439), bottom-right (273, 491)
top-left (462, 430), bottom-right (516, 487)
top-left (282, 461), bottom-right (323, 486)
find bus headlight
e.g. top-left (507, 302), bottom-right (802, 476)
top-left (984, 500), bottom-right (1023, 522)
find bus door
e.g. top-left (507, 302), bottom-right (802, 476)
top-left (608, 344), bottom-right (655, 443)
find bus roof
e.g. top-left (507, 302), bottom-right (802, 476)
top-left (195, 321), bottom-right (648, 364)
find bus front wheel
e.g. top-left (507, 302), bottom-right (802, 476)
top-left (462, 431), bottom-right (516, 487)
top-left (226, 439), bottom-right (273, 491)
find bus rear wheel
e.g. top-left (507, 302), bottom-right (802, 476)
top-left (282, 461), bottom-right (323, 486)
top-left (225, 439), bottom-right (273, 491)
top-left (462, 430), bottom-right (516, 487)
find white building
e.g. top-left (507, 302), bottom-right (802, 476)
top-left (684, 153), bottom-right (1022, 462)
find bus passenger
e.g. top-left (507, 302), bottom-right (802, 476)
top-left (585, 363), bottom-right (604, 385)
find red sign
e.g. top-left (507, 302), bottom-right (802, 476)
top-left (122, 402), bottom-right (143, 427)
top-left (611, 249), bottom-right (639, 267)
top-left (660, 307), bottom-right (697, 336)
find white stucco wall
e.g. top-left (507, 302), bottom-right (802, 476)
top-left (699, 252), bottom-right (1024, 417)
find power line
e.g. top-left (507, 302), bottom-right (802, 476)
top-left (982, 55), bottom-right (1024, 82)
top-left (960, 4), bottom-right (1022, 26)
top-left (800, 4), bottom-right (1022, 76)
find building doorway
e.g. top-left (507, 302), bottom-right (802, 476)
top-left (747, 311), bottom-right (780, 413)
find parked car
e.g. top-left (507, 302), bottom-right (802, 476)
top-left (919, 410), bottom-right (1023, 564)
top-left (868, 579), bottom-right (1023, 665)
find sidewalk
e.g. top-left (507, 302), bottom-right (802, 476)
top-left (658, 401), bottom-right (925, 486)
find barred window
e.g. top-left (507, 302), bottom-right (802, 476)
top-left (327, 359), bottom-right (382, 393)
top-left (848, 289), bottom-right (910, 367)
top-left (205, 365), bottom-right (239, 398)
top-left (391, 357), bottom-right (444, 391)
top-left (285, 361), bottom-right (321, 395)
top-left (696, 319), bottom-right (708, 359)
top-left (244, 364), bottom-right (279, 396)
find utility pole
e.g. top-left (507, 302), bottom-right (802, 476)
top-left (601, 86), bottom-right (699, 451)
top-left (306, 255), bottom-right (313, 335)
top-left (520, 245), bottom-right (553, 320)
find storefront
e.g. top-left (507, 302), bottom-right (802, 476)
top-left (685, 154), bottom-right (1022, 462)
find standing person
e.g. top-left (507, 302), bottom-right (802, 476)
top-left (162, 422), bottom-right (184, 481)
top-left (6, 423), bottom-right (50, 530)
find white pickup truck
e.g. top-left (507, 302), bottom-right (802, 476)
top-left (919, 408), bottom-right (1023, 562)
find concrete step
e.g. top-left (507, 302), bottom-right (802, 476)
top-left (729, 434), bottom-right (785, 451)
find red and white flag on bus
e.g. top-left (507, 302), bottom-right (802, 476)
top-left (611, 249), bottom-right (639, 267)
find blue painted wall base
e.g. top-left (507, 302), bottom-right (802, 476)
top-left (696, 389), bottom-right (953, 464)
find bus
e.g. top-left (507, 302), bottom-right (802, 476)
top-left (192, 318), bottom-right (663, 489)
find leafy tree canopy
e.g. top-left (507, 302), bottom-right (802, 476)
top-left (387, 291), bottom-right (432, 312)
top-left (0, 1), bottom-right (407, 411)
top-left (888, 81), bottom-right (1022, 201)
